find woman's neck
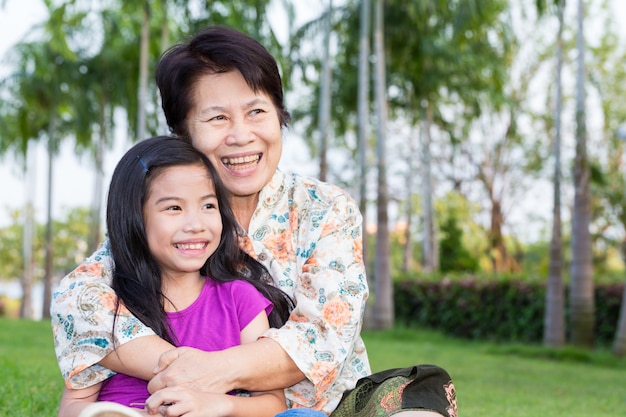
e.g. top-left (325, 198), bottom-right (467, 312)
top-left (230, 194), bottom-right (259, 232)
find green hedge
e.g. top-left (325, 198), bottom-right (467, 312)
top-left (394, 278), bottom-right (624, 345)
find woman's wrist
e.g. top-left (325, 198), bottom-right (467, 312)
top-left (229, 338), bottom-right (304, 392)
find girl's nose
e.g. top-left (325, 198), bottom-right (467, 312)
top-left (183, 213), bottom-right (205, 233)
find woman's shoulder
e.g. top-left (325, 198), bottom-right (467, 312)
top-left (283, 171), bottom-right (357, 207)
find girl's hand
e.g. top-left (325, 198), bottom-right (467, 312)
top-left (144, 386), bottom-right (232, 417)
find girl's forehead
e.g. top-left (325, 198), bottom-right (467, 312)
top-left (146, 164), bottom-right (215, 192)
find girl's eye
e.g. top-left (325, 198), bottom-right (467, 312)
top-left (203, 203), bottom-right (217, 210)
top-left (166, 205), bottom-right (182, 211)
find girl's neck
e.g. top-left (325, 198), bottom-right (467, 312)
top-left (162, 272), bottom-right (205, 312)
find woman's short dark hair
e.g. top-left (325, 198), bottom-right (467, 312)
top-left (156, 26), bottom-right (291, 139)
top-left (107, 136), bottom-right (293, 344)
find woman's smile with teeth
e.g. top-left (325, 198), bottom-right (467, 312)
top-left (221, 154), bottom-right (261, 170)
top-left (174, 242), bottom-right (207, 250)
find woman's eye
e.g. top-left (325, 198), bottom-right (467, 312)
top-left (250, 108), bottom-right (264, 116)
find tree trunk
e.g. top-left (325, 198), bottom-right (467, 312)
top-left (421, 103), bottom-right (437, 272)
top-left (402, 211), bottom-right (414, 273)
top-left (88, 105), bottom-right (107, 255)
top-left (357, 0), bottom-right (373, 327)
top-left (402, 193), bottom-right (414, 273)
top-left (402, 126), bottom-right (418, 273)
top-left (569, 0), bottom-right (595, 348)
top-left (490, 199), bottom-right (508, 273)
top-left (160, 0), bottom-right (169, 51)
top-left (157, 0), bottom-right (170, 132)
top-left (42, 126), bottom-right (56, 319)
top-left (372, 0), bottom-right (393, 330)
top-left (137, 1), bottom-right (150, 141)
top-left (20, 140), bottom-right (36, 320)
top-left (544, 0), bottom-right (565, 348)
top-left (613, 241), bottom-right (626, 356)
top-left (318, 0), bottom-right (333, 182)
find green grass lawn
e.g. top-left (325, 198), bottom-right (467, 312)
top-left (2, 317), bottom-right (625, 416)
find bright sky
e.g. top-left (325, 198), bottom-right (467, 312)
top-left (0, 0), bottom-right (320, 228)
top-left (0, 0), bottom-right (625, 233)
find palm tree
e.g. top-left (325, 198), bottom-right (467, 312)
top-left (137, 0), bottom-right (151, 142)
top-left (587, 37), bottom-right (626, 356)
top-left (614, 123), bottom-right (626, 356)
top-left (383, 0), bottom-right (512, 273)
top-left (357, 0), bottom-right (372, 324)
top-left (569, 0), bottom-right (594, 348)
top-left (1, 0), bottom-right (81, 316)
top-left (372, 0), bottom-right (393, 330)
top-left (317, 0), bottom-right (333, 181)
top-left (543, 0), bottom-right (566, 348)
top-left (421, 103), bottom-right (437, 272)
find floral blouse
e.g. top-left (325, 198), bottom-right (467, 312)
top-left (51, 170), bottom-right (371, 414)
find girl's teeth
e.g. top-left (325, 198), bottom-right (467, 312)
top-left (175, 243), bottom-right (205, 250)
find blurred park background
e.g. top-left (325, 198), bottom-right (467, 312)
top-left (1, 0), bottom-right (626, 359)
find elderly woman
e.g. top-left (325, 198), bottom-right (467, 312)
top-left (51, 26), bottom-right (456, 417)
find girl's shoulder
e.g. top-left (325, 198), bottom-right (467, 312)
top-left (206, 278), bottom-right (263, 298)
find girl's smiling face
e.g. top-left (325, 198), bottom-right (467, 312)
top-left (143, 163), bottom-right (223, 281)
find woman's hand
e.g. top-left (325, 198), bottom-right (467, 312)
top-left (148, 347), bottom-right (232, 394)
top-left (147, 339), bottom-right (305, 395)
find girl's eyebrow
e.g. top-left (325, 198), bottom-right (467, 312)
top-left (153, 196), bottom-right (183, 205)
top-left (152, 194), bottom-right (216, 205)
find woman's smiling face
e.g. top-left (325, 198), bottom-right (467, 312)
top-left (187, 70), bottom-right (283, 203)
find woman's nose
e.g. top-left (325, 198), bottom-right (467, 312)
top-left (225, 119), bottom-right (255, 146)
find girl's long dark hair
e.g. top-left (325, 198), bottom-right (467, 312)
top-left (107, 136), bottom-right (293, 345)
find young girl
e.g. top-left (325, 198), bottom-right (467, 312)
top-left (57, 136), bottom-right (293, 417)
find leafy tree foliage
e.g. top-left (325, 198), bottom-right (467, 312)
top-left (0, 207), bottom-right (91, 282)
top-left (439, 215), bottom-right (479, 273)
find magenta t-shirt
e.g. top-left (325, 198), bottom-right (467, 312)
top-left (98, 278), bottom-right (273, 407)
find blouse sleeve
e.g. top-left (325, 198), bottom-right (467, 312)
top-left (262, 190), bottom-right (370, 411)
top-left (50, 240), bottom-right (156, 388)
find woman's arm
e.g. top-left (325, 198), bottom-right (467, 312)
top-left (238, 312), bottom-right (287, 413)
top-left (147, 337), bottom-right (304, 394)
top-left (51, 240), bottom-right (158, 388)
top-left (146, 308), bottom-right (289, 416)
top-left (99, 335), bottom-right (175, 381)
top-left (148, 279), bottom-right (306, 395)
top-left (261, 188), bottom-right (371, 410)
